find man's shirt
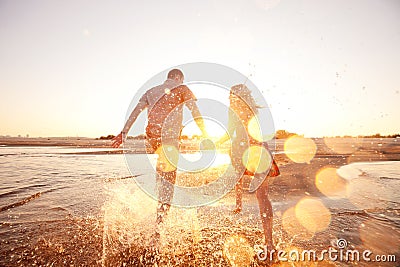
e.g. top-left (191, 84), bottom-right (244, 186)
top-left (122, 79), bottom-right (197, 140)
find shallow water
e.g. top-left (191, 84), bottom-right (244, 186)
top-left (0, 145), bottom-right (399, 266)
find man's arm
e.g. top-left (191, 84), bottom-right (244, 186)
top-left (188, 103), bottom-right (208, 137)
top-left (112, 94), bottom-right (148, 148)
top-left (181, 86), bottom-right (208, 137)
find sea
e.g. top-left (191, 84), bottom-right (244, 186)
top-left (0, 145), bottom-right (399, 266)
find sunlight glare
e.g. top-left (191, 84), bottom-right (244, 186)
top-left (181, 119), bottom-right (226, 138)
top-left (247, 116), bottom-right (275, 142)
top-left (294, 197), bottom-right (331, 234)
top-left (315, 167), bottom-right (348, 198)
top-left (155, 144), bottom-right (179, 172)
top-left (284, 135), bottom-right (317, 164)
top-left (241, 145), bottom-right (272, 174)
top-left (282, 207), bottom-right (314, 240)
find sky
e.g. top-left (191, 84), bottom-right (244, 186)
top-left (1, 0), bottom-right (399, 138)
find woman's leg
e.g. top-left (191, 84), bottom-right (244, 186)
top-left (233, 177), bottom-right (243, 213)
top-left (255, 174), bottom-right (274, 248)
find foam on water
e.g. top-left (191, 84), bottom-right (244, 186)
top-left (337, 161), bottom-right (400, 181)
top-left (334, 160), bottom-right (400, 238)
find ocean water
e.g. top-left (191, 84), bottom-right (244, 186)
top-left (337, 161), bottom-right (400, 213)
top-left (0, 146), bottom-right (130, 218)
top-left (0, 146), bottom-right (399, 266)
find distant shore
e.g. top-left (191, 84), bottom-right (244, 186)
top-left (1, 136), bottom-right (400, 157)
top-left (1, 136), bottom-right (399, 146)
top-left (0, 137), bottom-right (112, 148)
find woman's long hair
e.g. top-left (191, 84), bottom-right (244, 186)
top-left (230, 84), bottom-right (260, 122)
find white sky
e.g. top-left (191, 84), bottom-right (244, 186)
top-left (1, 0), bottom-right (399, 137)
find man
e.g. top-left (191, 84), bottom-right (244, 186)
top-left (112, 68), bottom-right (207, 225)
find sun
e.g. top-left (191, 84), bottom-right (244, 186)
top-left (181, 120), bottom-right (226, 139)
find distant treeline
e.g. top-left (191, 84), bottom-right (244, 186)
top-left (97, 135), bottom-right (115, 140)
top-left (276, 131), bottom-right (400, 139)
top-left (353, 133), bottom-right (399, 138)
top-left (275, 130), bottom-right (299, 139)
top-left (275, 131), bottom-right (400, 139)
top-left (97, 134), bottom-right (146, 140)
top-left (98, 131), bottom-right (400, 140)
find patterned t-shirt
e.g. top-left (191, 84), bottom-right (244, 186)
top-left (122, 79), bottom-right (197, 140)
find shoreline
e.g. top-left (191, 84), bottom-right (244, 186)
top-left (1, 136), bottom-right (399, 157)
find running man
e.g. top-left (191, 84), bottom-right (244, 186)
top-left (112, 69), bottom-right (208, 225)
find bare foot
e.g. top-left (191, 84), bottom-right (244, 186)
top-left (265, 244), bottom-right (279, 265)
top-left (232, 207), bottom-right (242, 214)
top-left (148, 231), bottom-right (160, 252)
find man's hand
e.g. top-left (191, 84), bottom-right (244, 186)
top-left (111, 132), bottom-right (124, 148)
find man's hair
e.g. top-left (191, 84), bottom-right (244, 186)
top-left (167, 69), bottom-right (184, 80)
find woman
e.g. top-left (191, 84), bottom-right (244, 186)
top-left (216, 84), bottom-right (279, 250)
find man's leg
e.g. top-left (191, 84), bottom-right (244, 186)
top-left (152, 139), bottom-right (179, 225)
top-left (156, 169), bottom-right (177, 224)
top-left (233, 177), bottom-right (243, 214)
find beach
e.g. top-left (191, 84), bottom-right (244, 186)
top-left (0, 137), bottom-right (399, 266)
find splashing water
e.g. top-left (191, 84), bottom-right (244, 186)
top-left (1, 145), bottom-right (399, 266)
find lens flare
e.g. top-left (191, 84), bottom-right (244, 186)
top-left (284, 135), bottom-right (317, 164)
top-left (223, 235), bottom-right (253, 267)
top-left (155, 144), bottom-right (179, 172)
top-left (282, 207), bottom-right (314, 240)
top-left (295, 198), bottom-right (331, 234)
top-left (315, 167), bottom-right (348, 198)
top-left (323, 137), bottom-right (361, 154)
top-left (242, 145), bottom-right (272, 174)
top-left (247, 116), bottom-right (274, 142)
